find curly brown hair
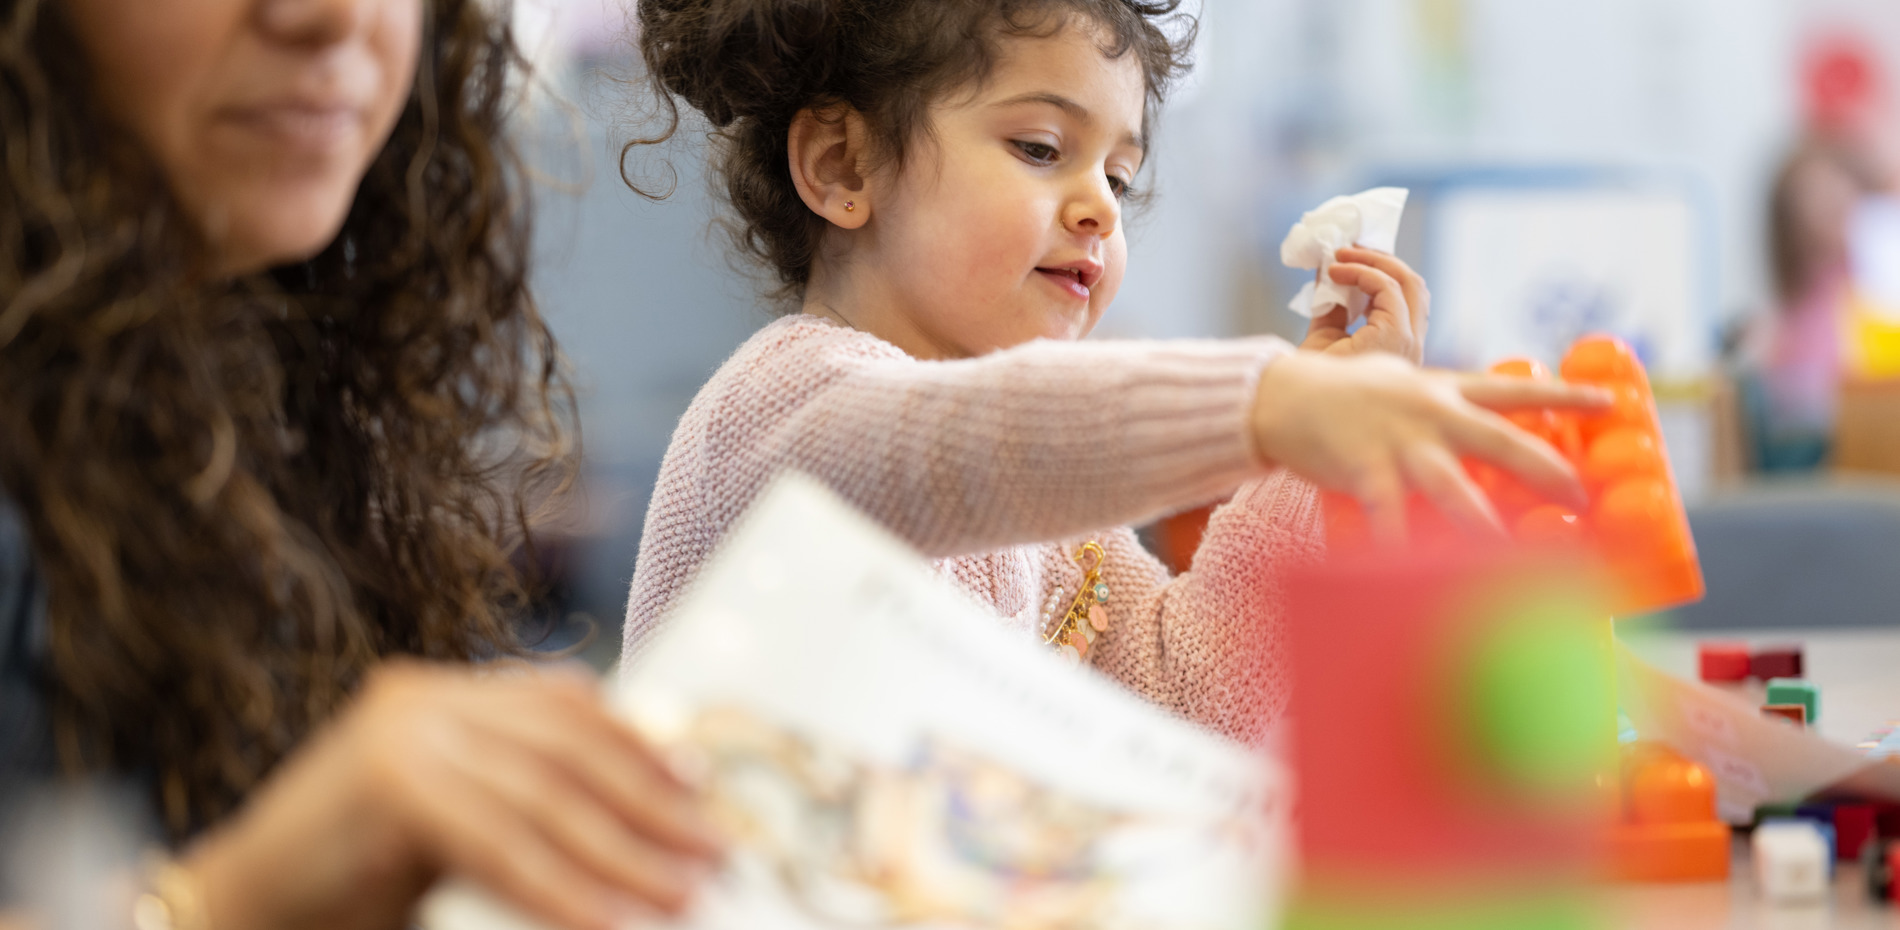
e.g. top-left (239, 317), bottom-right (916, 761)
top-left (625, 0), bottom-right (1196, 302)
top-left (0, 0), bottom-right (572, 838)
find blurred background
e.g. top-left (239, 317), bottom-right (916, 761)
top-left (514, 0), bottom-right (1900, 664)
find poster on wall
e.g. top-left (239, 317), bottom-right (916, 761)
top-left (1423, 184), bottom-right (1712, 384)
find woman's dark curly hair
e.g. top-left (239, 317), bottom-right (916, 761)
top-left (627, 0), bottom-right (1196, 302)
top-left (0, 0), bottom-right (572, 838)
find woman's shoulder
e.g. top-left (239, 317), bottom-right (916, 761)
top-left (0, 497), bottom-right (56, 781)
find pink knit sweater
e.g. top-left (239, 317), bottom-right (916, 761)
top-left (624, 315), bottom-right (1324, 742)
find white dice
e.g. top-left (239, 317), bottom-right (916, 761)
top-left (1754, 819), bottom-right (1831, 904)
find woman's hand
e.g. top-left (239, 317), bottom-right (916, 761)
top-left (183, 662), bottom-right (721, 930)
top-left (1299, 247), bottom-right (1431, 364)
top-left (1251, 351), bottom-right (1610, 541)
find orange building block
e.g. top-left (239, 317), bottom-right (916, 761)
top-left (1608, 742), bottom-right (1731, 882)
top-left (1321, 335), bottom-right (1706, 615)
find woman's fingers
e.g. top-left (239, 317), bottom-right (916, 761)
top-left (451, 738), bottom-right (699, 915)
top-left (474, 706), bottom-right (723, 860)
top-left (1443, 406), bottom-right (1588, 510)
top-left (1458, 374), bottom-right (1612, 411)
top-left (414, 772), bottom-right (636, 930)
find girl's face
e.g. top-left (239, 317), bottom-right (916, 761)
top-left (65, 0), bottom-right (423, 277)
top-left (849, 23), bottom-right (1145, 358)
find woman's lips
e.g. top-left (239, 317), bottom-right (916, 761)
top-left (1036, 267), bottom-right (1091, 301)
top-left (220, 101), bottom-right (364, 150)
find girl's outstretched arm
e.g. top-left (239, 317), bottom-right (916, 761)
top-left (731, 317), bottom-right (1286, 558)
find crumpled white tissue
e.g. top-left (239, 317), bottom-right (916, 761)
top-left (1280, 187), bottom-right (1410, 324)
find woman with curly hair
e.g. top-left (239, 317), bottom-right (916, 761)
top-left (0, 1), bottom-right (717, 928)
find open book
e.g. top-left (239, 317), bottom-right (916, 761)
top-left (423, 473), bottom-right (1287, 930)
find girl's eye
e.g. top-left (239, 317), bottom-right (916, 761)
top-left (1013, 140), bottom-right (1059, 165)
top-left (1108, 175), bottom-right (1134, 199)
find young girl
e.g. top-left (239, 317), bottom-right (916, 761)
top-left (624, 0), bottom-right (1600, 741)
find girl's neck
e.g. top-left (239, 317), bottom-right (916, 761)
top-left (802, 262), bottom-right (963, 361)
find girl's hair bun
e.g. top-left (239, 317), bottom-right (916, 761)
top-left (639, 0), bottom-right (842, 129)
top-left (628, 0), bottom-right (1196, 303)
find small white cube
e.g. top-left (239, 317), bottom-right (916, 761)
top-left (1754, 820), bottom-right (1831, 904)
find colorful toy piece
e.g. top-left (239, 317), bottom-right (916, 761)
top-left (1754, 820), bottom-right (1831, 904)
top-left (1863, 838), bottom-right (1900, 902)
top-left (1763, 704), bottom-right (1809, 726)
top-left (1696, 641), bottom-right (1805, 684)
top-left (1834, 803), bottom-right (1878, 861)
top-left (1697, 642), bottom-right (1751, 683)
top-left (1752, 645), bottom-right (1805, 680)
top-left (1766, 678), bottom-right (1821, 726)
top-left (1608, 742), bottom-right (1731, 882)
top-left (1321, 335), bottom-right (1705, 616)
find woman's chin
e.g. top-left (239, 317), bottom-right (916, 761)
top-left (195, 185), bottom-right (357, 277)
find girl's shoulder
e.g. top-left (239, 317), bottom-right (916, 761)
top-left (700, 313), bottom-right (909, 403)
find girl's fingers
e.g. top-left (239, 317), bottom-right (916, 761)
top-left (1457, 375), bottom-right (1612, 411)
top-left (1337, 247), bottom-right (1430, 338)
top-left (1306, 303), bottom-right (1350, 342)
top-left (1326, 262), bottom-right (1414, 350)
top-left (1401, 443), bottom-right (1504, 536)
top-left (474, 706), bottom-right (723, 859)
top-left (1443, 408), bottom-right (1588, 510)
top-left (453, 740), bottom-right (698, 914)
top-left (1352, 465), bottom-right (1409, 545)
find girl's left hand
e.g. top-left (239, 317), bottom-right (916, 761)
top-left (1300, 247), bottom-right (1430, 364)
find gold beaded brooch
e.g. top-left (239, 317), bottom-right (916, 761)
top-left (1044, 541), bottom-right (1110, 665)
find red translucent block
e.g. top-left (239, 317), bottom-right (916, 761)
top-left (1287, 550), bottom-right (1610, 885)
top-left (1697, 642), bottom-right (1751, 683)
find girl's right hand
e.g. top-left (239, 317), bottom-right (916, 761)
top-left (1251, 351), bottom-right (1610, 542)
top-left (184, 661), bottom-right (722, 930)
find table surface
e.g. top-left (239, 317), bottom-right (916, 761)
top-left (1610, 627), bottom-right (1900, 928)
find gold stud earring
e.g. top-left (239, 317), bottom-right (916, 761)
top-left (844, 201), bottom-right (856, 212)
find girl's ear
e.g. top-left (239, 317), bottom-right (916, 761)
top-left (788, 104), bottom-right (872, 229)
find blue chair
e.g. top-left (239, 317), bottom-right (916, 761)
top-left (1659, 481), bottom-right (1900, 630)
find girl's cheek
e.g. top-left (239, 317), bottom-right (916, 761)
top-left (1092, 239), bottom-right (1128, 309)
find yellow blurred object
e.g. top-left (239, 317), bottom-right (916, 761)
top-left (1829, 292), bottom-right (1900, 476)
top-left (1843, 291), bottom-right (1900, 380)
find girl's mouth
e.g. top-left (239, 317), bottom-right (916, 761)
top-left (1035, 267), bottom-right (1090, 302)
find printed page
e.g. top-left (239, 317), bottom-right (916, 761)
top-left (423, 472), bottom-right (1288, 930)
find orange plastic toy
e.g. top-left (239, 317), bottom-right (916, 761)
top-left (1322, 335), bottom-right (1706, 615)
top-left (1607, 742), bottom-right (1730, 882)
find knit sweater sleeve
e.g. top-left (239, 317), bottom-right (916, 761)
top-left (742, 319), bottom-right (1288, 559)
top-left (1079, 470), bottom-right (1325, 744)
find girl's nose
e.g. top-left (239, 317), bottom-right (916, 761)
top-left (1063, 178), bottom-right (1121, 240)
